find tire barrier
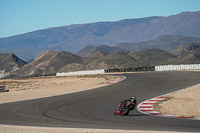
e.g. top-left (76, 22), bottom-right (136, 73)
top-left (0, 86), bottom-right (9, 93)
top-left (155, 64), bottom-right (200, 71)
top-left (104, 66), bottom-right (155, 73)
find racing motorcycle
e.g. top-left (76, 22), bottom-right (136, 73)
top-left (114, 97), bottom-right (137, 116)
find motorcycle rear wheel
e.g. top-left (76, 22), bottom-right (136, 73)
top-left (121, 109), bottom-right (130, 116)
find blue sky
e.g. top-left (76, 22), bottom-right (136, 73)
top-left (0, 0), bottom-right (200, 38)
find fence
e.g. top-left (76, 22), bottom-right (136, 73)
top-left (56, 69), bottom-right (105, 76)
top-left (155, 64), bottom-right (200, 71)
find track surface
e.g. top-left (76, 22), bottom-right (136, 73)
top-left (0, 72), bottom-right (200, 132)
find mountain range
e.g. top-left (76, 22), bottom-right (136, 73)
top-left (77, 35), bottom-right (200, 57)
top-left (116, 35), bottom-right (200, 51)
top-left (1, 11), bottom-right (200, 61)
top-left (3, 42), bottom-right (200, 78)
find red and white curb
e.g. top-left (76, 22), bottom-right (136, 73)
top-left (137, 96), bottom-right (166, 116)
top-left (109, 76), bottom-right (126, 84)
top-left (137, 95), bottom-right (200, 120)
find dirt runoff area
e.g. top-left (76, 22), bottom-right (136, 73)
top-left (154, 84), bottom-right (200, 118)
top-left (0, 75), bottom-right (116, 104)
top-left (0, 125), bottom-right (186, 133)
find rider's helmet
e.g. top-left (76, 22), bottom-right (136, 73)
top-left (131, 96), bottom-right (136, 103)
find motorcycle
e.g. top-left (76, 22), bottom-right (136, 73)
top-left (114, 100), bottom-right (136, 116)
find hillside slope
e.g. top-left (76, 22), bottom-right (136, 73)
top-left (1, 11), bottom-right (200, 61)
top-left (77, 45), bottom-right (128, 57)
top-left (116, 35), bottom-right (200, 51)
top-left (8, 51), bottom-right (82, 78)
top-left (0, 53), bottom-right (27, 78)
top-left (168, 43), bottom-right (200, 64)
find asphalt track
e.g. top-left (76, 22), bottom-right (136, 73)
top-left (0, 71), bottom-right (200, 132)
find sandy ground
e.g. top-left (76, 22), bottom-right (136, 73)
top-left (0, 75), bottom-right (116, 104)
top-left (0, 125), bottom-right (186, 133)
top-left (154, 84), bottom-right (200, 118)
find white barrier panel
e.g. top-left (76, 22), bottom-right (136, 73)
top-left (56, 69), bottom-right (105, 76)
top-left (155, 64), bottom-right (200, 71)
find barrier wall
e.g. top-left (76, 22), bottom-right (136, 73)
top-left (56, 66), bottom-right (155, 76)
top-left (57, 64), bottom-right (200, 76)
top-left (155, 64), bottom-right (200, 71)
top-left (105, 66), bottom-right (155, 73)
top-left (56, 69), bottom-right (105, 76)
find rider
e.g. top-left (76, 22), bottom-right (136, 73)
top-left (115, 96), bottom-right (137, 115)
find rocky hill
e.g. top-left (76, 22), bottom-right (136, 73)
top-left (1, 11), bottom-right (200, 61)
top-left (168, 43), bottom-right (200, 64)
top-left (169, 43), bottom-right (200, 55)
top-left (0, 53), bottom-right (27, 78)
top-left (128, 49), bottom-right (177, 66)
top-left (8, 51), bottom-right (82, 78)
top-left (86, 51), bottom-right (137, 69)
top-left (77, 45), bottom-right (128, 57)
top-left (84, 45), bottom-right (200, 69)
top-left (116, 35), bottom-right (200, 51)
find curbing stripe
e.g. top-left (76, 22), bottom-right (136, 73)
top-left (139, 106), bottom-right (152, 108)
top-left (141, 103), bottom-right (154, 105)
top-left (109, 76), bottom-right (126, 85)
top-left (137, 84), bottom-right (200, 120)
